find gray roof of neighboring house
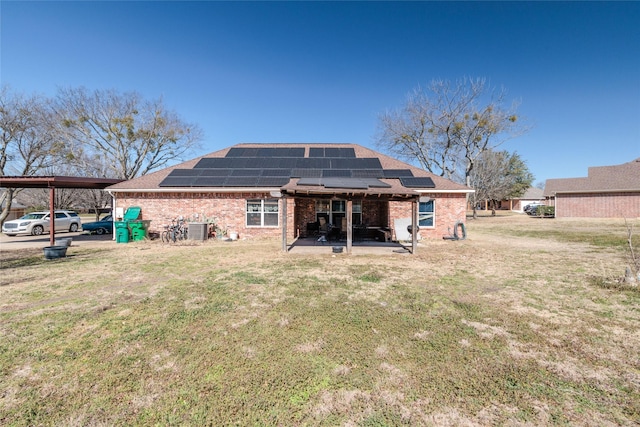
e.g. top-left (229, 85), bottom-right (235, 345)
top-left (107, 143), bottom-right (473, 197)
top-left (0, 200), bottom-right (26, 209)
top-left (520, 187), bottom-right (544, 200)
top-left (544, 158), bottom-right (640, 196)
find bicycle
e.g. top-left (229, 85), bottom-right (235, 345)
top-left (161, 217), bottom-right (188, 243)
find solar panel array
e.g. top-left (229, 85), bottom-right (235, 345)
top-left (158, 147), bottom-right (436, 190)
top-left (194, 157), bottom-right (381, 170)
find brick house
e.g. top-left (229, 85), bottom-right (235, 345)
top-left (544, 158), bottom-right (640, 218)
top-left (106, 143), bottom-right (472, 250)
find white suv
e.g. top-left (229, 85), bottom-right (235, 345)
top-left (2, 210), bottom-right (82, 236)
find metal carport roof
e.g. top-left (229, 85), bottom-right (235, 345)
top-left (0, 176), bottom-right (124, 246)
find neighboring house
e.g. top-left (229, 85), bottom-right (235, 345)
top-left (544, 158), bottom-right (640, 218)
top-left (509, 187), bottom-right (545, 212)
top-left (0, 200), bottom-right (27, 222)
top-left (106, 143), bottom-right (473, 244)
top-left (469, 187), bottom-right (544, 212)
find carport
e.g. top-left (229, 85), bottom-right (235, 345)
top-left (0, 176), bottom-right (124, 246)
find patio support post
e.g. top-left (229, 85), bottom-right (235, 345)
top-left (281, 194), bottom-right (287, 253)
top-left (49, 186), bottom-right (56, 247)
top-left (346, 199), bottom-right (353, 254)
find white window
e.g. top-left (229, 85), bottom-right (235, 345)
top-left (418, 200), bottom-right (435, 228)
top-left (246, 199), bottom-right (279, 227)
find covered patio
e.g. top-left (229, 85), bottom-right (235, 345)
top-left (279, 181), bottom-right (429, 255)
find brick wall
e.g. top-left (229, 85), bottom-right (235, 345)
top-left (115, 192), bottom-right (468, 241)
top-left (115, 192), bottom-right (286, 239)
top-left (556, 192), bottom-right (640, 218)
top-left (390, 193), bottom-right (467, 240)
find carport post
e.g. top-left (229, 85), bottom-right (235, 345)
top-left (49, 186), bottom-right (56, 247)
top-left (411, 197), bottom-right (418, 254)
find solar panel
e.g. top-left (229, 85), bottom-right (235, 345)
top-left (291, 168), bottom-right (322, 178)
top-left (194, 158), bottom-right (228, 168)
top-left (227, 158), bottom-right (249, 169)
top-left (308, 147), bottom-right (324, 157)
top-left (224, 177), bottom-right (260, 187)
top-left (167, 169), bottom-right (202, 177)
top-left (287, 148), bottom-right (305, 157)
top-left (225, 147), bottom-right (245, 157)
top-left (253, 147), bottom-right (304, 158)
top-left (359, 158), bottom-right (383, 168)
top-left (331, 158), bottom-right (353, 169)
top-left (199, 168), bottom-right (231, 176)
top-left (275, 158), bottom-right (298, 168)
top-left (322, 178), bottom-right (369, 189)
top-left (159, 177), bottom-right (196, 187)
top-left (193, 177), bottom-right (227, 187)
top-left (297, 178), bottom-right (323, 186)
top-left (399, 177), bottom-right (435, 188)
top-left (296, 158), bottom-right (330, 169)
top-left (322, 169), bottom-right (352, 177)
top-left (330, 158), bottom-right (382, 169)
top-left (308, 147), bottom-right (355, 158)
top-left (339, 148), bottom-right (356, 158)
top-left (383, 169), bottom-right (414, 178)
top-left (261, 169), bottom-right (291, 177)
top-left (245, 157), bottom-right (265, 168)
top-left (257, 177), bottom-right (290, 186)
top-left (231, 168), bottom-right (257, 176)
top-left (352, 169), bottom-right (384, 178)
top-left (324, 147), bottom-right (341, 157)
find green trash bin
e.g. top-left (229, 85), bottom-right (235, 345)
top-left (115, 221), bottom-right (130, 243)
top-left (129, 221), bottom-right (146, 241)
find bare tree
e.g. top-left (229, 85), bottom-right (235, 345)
top-left (469, 149), bottom-right (533, 218)
top-left (377, 77), bottom-right (529, 187)
top-left (55, 87), bottom-right (203, 180)
top-left (67, 152), bottom-right (114, 220)
top-left (0, 86), bottom-right (59, 224)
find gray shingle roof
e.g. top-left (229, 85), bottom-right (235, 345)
top-left (544, 158), bottom-right (640, 196)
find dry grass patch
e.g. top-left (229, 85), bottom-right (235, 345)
top-left (0, 216), bottom-right (638, 425)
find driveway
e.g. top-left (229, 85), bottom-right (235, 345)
top-left (0, 231), bottom-right (115, 251)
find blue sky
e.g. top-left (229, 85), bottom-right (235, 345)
top-left (2, 1), bottom-right (639, 185)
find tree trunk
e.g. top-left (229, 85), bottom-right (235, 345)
top-left (0, 189), bottom-right (15, 225)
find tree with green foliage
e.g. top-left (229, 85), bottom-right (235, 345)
top-left (469, 149), bottom-right (534, 217)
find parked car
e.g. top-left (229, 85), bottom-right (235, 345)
top-left (524, 203), bottom-right (545, 215)
top-left (82, 215), bottom-right (114, 235)
top-left (2, 210), bottom-right (82, 236)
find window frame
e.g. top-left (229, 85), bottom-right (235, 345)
top-left (246, 198), bottom-right (280, 228)
top-left (418, 199), bottom-right (435, 228)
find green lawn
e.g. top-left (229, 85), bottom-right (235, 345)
top-left (1, 217), bottom-right (639, 425)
